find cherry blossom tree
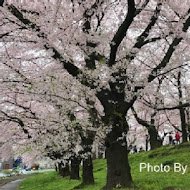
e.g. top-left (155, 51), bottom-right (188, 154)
top-left (155, 67), bottom-right (190, 142)
top-left (0, 61), bottom-right (95, 182)
top-left (131, 65), bottom-right (190, 148)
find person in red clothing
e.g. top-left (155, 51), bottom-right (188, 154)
top-left (175, 131), bottom-right (180, 144)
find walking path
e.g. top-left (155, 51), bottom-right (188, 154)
top-left (0, 179), bottom-right (23, 190)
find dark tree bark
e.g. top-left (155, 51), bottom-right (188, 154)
top-left (58, 162), bottom-right (70, 177)
top-left (95, 79), bottom-right (134, 189)
top-left (103, 114), bottom-right (133, 189)
top-left (179, 106), bottom-right (187, 142)
top-left (145, 134), bottom-right (149, 151)
top-left (70, 156), bottom-right (81, 180)
top-left (80, 132), bottom-right (95, 185)
top-left (69, 115), bottom-right (95, 185)
top-left (0, 0), bottom-right (4, 7)
top-left (82, 155), bottom-right (94, 185)
top-left (55, 164), bottom-right (58, 172)
top-left (105, 130), bottom-right (132, 189)
top-left (148, 127), bottom-right (162, 150)
top-left (178, 71), bottom-right (188, 143)
top-left (186, 109), bottom-right (190, 141)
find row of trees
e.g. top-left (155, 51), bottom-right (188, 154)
top-left (130, 67), bottom-right (190, 150)
top-left (1, 0), bottom-right (190, 189)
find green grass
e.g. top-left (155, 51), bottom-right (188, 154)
top-left (19, 172), bottom-right (81, 190)
top-left (19, 142), bottom-right (190, 190)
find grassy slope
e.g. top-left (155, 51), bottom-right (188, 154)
top-left (19, 142), bottom-right (190, 190)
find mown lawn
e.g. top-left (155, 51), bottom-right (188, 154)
top-left (19, 142), bottom-right (190, 190)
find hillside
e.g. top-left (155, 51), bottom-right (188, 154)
top-left (19, 142), bottom-right (190, 190)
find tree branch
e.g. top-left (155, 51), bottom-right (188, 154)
top-left (164, 110), bottom-right (182, 132)
top-left (7, 4), bottom-right (82, 78)
top-left (108, 0), bottom-right (136, 66)
top-left (0, 110), bottom-right (32, 138)
top-left (134, 2), bottom-right (162, 49)
top-left (135, 0), bottom-right (149, 16)
top-left (131, 106), bottom-right (150, 129)
top-left (148, 10), bottom-right (190, 83)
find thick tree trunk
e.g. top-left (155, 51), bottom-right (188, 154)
top-left (58, 162), bottom-right (70, 177)
top-left (82, 155), bottom-right (94, 185)
top-left (97, 89), bottom-right (133, 189)
top-left (70, 156), bottom-right (81, 180)
top-left (79, 131), bottom-right (95, 185)
top-left (178, 71), bottom-right (188, 143)
top-left (148, 127), bottom-right (162, 150)
top-left (105, 140), bottom-right (132, 189)
top-left (179, 107), bottom-right (188, 143)
top-left (104, 118), bottom-right (133, 189)
top-left (145, 134), bottom-right (149, 151)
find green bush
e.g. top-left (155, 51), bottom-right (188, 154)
top-left (2, 169), bottom-right (12, 176)
top-left (12, 168), bottom-right (20, 175)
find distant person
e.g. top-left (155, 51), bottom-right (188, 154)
top-left (175, 131), bottom-right (180, 144)
top-left (168, 132), bottom-right (173, 145)
top-left (163, 130), bottom-right (168, 140)
top-left (159, 131), bottom-right (164, 141)
top-left (139, 147), bottom-right (144, 152)
top-left (158, 130), bottom-right (166, 145)
top-left (133, 145), bottom-right (137, 153)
